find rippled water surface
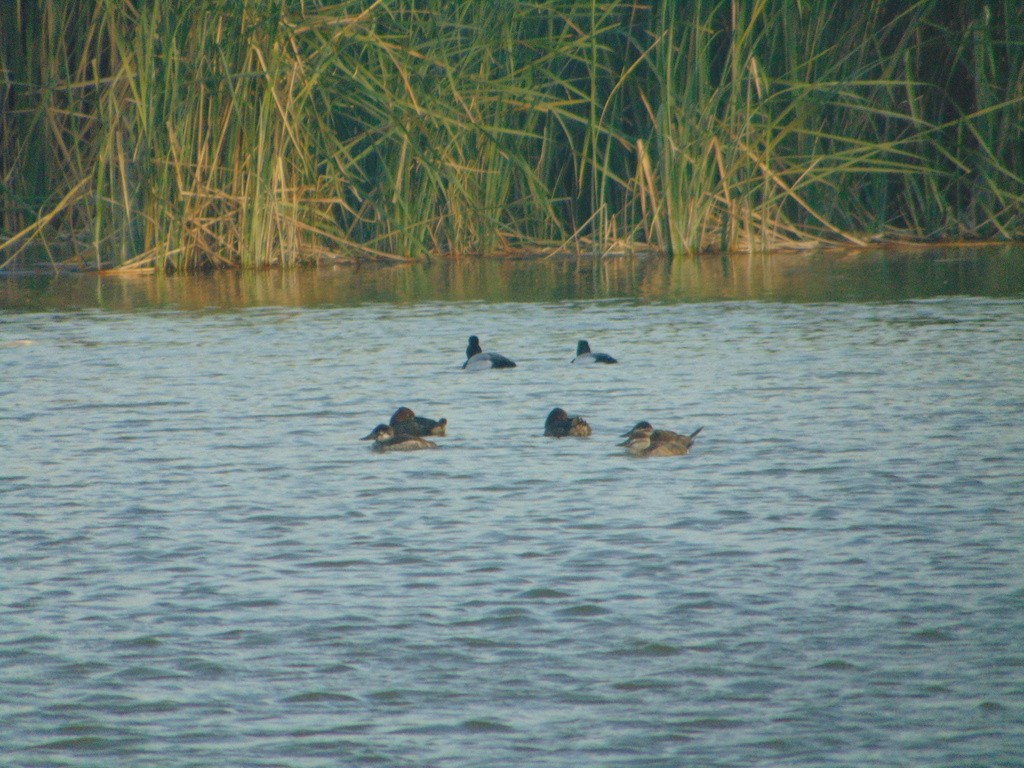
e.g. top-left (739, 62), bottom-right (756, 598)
top-left (2, 249), bottom-right (1023, 767)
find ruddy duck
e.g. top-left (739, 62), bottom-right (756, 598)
top-left (544, 407), bottom-right (593, 437)
top-left (361, 424), bottom-right (438, 452)
top-left (462, 335), bottom-right (516, 370)
top-left (571, 339), bottom-right (617, 364)
top-left (620, 421), bottom-right (702, 457)
top-left (390, 406), bottom-right (447, 437)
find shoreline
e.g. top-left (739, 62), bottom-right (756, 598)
top-left (2, 239), bottom-right (1020, 278)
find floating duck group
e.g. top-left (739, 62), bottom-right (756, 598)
top-left (363, 335), bottom-right (702, 458)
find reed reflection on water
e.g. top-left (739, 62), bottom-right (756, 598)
top-left (2, 245), bottom-right (1023, 310)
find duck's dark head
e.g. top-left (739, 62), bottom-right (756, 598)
top-left (390, 406), bottom-right (416, 425)
top-left (576, 340), bottom-right (591, 356)
top-left (621, 420), bottom-right (654, 438)
top-left (546, 407), bottom-right (569, 426)
top-left (362, 423), bottom-right (393, 441)
top-left (466, 335), bottom-right (482, 358)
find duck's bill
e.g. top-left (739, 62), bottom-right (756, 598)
top-left (360, 431), bottom-right (376, 440)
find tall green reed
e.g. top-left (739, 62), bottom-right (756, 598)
top-left (1, 0), bottom-right (1022, 270)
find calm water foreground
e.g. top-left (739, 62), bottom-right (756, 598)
top-left (2, 247), bottom-right (1023, 767)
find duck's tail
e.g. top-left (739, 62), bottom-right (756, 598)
top-left (689, 426), bottom-right (704, 440)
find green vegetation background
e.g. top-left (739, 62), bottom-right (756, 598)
top-left (2, 0), bottom-right (1022, 270)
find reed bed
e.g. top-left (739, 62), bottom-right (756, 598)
top-left (2, 0), bottom-right (1022, 270)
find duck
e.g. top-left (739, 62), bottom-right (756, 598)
top-left (544, 407), bottom-right (593, 437)
top-left (571, 339), bottom-right (617, 364)
top-left (390, 406), bottom-right (447, 437)
top-left (620, 421), bottom-right (703, 457)
top-left (361, 424), bottom-right (438, 452)
top-left (462, 335), bottom-right (516, 370)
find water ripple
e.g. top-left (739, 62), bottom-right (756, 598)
top-left (1, 295), bottom-right (1022, 767)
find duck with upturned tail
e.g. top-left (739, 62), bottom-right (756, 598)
top-left (544, 407), bottom-right (593, 437)
top-left (389, 406), bottom-right (447, 437)
top-left (620, 421), bottom-right (703, 457)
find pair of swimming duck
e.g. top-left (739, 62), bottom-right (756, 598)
top-left (619, 421), bottom-right (704, 457)
top-left (463, 335), bottom-right (617, 369)
top-left (364, 406), bottom-right (702, 457)
top-left (361, 406), bottom-right (447, 452)
top-left (546, 409), bottom-right (702, 456)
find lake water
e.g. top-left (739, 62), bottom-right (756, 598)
top-left (2, 247), bottom-right (1023, 767)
